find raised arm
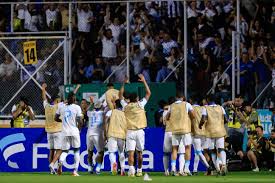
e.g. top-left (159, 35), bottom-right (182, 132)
top-left (138, 74), bottom-right (151, 101)
top-left (119, 76), bottom-right (129, 100)
top-left (73, 84), bottom-right (81, 94)
top-left (41, 83), bottom-right (47, 101)
top-left (26, 106), bottom-right (35, 120)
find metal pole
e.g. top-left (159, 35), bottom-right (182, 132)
top-left (64, 38), bottom-right (68, 85)
top-left (183, 0), bottom-right (187, 97)
top-left (69, 2), bottom-right (72, 84)
top-left (232, 31), bottom-right (236, 100)
top-left (236, 0), bottom-right (240, 95)
top-left (126, 1), bottom-right (130, 80)
top-left (10, 3), bottom-right (13, 33)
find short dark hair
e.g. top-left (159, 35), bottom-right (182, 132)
top-left (129, 92), bottom-right (138, 103)
top-left (168, 96), bottom-right (176, 105)
top-left (207, 94), bottom-right (216, 103)
top-left (107, 83), bottom-right (114, 87)
top-left (256, 125), bottom-right (263, 131)
top-left (158, 100), bottom-right (167, 109)
top-left (51, 95), bottom-right (60, 103)
top-left (67, 92), bottom-right (75, 105)
top-left (271, 129), bottom-right (275, 133)
top-left (20, 96), bottom-right (29, 105)
top-left (115, 99), bottom-right (122, 109)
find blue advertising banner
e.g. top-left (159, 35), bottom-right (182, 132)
top-left (257, 109), bottom-right (273, 137)
top-left (0, 128), bottom-right (204, 172)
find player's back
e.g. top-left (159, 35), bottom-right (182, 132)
top-left (87, 110), bottom-right (104, 136)
top-left (59, 103), bottom-right (82, 136)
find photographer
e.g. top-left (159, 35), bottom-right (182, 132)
top-left (247, 126), bottom-right (267, 172)
top-left (239, 102), bottom-right (261, 134)
top-left (11, 96), bottom-right (35, 128)
top-left (223, 95), bottom-right (245, 159)
top-left (265, 129), bottom-right (275, 171)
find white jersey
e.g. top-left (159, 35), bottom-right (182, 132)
top-left (87, 110), bottom-right (104, 136)
top-left (56, 104), bottom-right (82, 136)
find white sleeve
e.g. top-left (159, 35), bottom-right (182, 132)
top-left (11, 105), bottom-right (17, 113)
top-left (43, 100), bottom-right (49, 109)
top-left (106, 110), bottom-right (112, 117)
top-left (120, 100), bottom-right (128, 108)
top-left (139, 98), bottom-right (148, 108)
top-left (201, 107), bottom-right (207, 116)
top-left (186, 102), bottom-right (194, 113)
top-left (163, 110), bottom-right (169, 119)
top-left (221, 106), bottom-right (226, 115)
top-left (76, 105), bottom-right (82, 117)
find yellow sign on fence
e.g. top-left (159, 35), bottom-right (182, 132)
top-left (23, 41), bottom-right (38, 65)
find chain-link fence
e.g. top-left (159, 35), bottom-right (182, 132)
top-left (0, 36), bottom-right (67, 116)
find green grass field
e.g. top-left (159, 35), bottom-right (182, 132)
top-left (1, 172), bottom-right (275, 183)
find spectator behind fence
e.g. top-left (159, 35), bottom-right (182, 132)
top-left (210, 64), bottom-right (230, 104)
top-left (0, 54), bottom-right (16, 82)
top-left (11, 96), bottom-right (35, 128)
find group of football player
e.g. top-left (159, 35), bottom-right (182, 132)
top-left (42, 74), bottom-right (227, 177)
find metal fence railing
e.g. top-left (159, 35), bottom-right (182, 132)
top-left (0, 36), bottom-right (67, 116)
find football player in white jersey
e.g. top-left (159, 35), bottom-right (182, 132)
top-left (86, 99), bottom-right (105, 175)
top-left (55, 92), bottom-right (83, 176)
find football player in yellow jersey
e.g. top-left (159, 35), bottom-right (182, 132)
top-left (41, 83), bottom-right (63, 174)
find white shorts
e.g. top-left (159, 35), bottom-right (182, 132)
top-left (178, 141), bottom-right (185, 154)
top-left (47, 132), bottom-right (62, 150)
top-left (172, 133), bottom-right (192, 146)
top-left (208, 137), bottom-right (225, 150)
top-left (62, 135), bottom-right (81, 150)
top-left (126, 129), bottom-right (145, 152)
top-left (202, 137), bottom-right (210, 150)
top-left (163, 132), bottom-right (172, 153)
top-left (87, 133), bottom-right (105, 153)
top-left (163, 132), bottom-right (185, 154)
top-left (193, 137), bottom-right (203, 152)
top-left (108, 137), bottom-right (125, 153)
